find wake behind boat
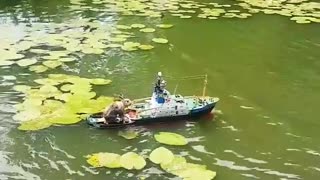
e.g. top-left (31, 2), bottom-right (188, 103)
top-left (86, 72), bottom-right (219, 128)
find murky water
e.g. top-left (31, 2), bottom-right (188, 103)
top-left (1, 0), bottom-right (320, 179)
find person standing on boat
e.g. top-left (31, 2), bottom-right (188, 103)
top-left (153, 72), bottom-right (169, 104)
top-left (154, 72), bottom-right (163, 94)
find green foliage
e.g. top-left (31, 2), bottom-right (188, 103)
top-left (154, 132), bottom-right (188, 145)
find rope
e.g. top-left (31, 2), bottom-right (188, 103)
top-left (164, 74), bottom-right (206, 80)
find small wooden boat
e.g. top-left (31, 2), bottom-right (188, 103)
top-left (86, 73), bottom-right (219, 128)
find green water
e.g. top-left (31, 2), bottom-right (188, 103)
top-left (1, 0), bottom-right (320, 179)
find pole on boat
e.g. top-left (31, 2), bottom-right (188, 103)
top-left (202, 74), bottom-right (207, 97)
top-left (173, 83), bottom-right (179, 94)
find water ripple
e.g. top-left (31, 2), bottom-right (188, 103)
top-left (81, 165), bottom-right (99, 175)
top-left (38, 153), bottom-right (59, 170)
top-left (221, 125), bottom-right (239, 131)
top-left (45, 137), bottom-right (76, 159)
top-left (192, 145), bottom-right (215, 155)
top-left (214, 158), bottom-right (301, 179)
top-left (56, 160), bottom-right (84, 176)
top-left (214, 158), bottom-right (251, 171)
top-left (305, 149), bottom-right (320, 157)
top-left (244, 158), bottom-right (267, 164)
top-left (241, 173), bottom-right (260, 179)
top-left (0, 151), bottom-right (40, 180)
top-left (240, 105), bottom-right (255, 110)
top-left (224, 150), bottom-right (244, 158)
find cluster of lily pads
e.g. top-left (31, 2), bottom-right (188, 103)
top-left (12, 74), bottom-right (113, 131)
top-left (86, 132), bottom-right (216, 180)
top-left (0, 20), bottom-right (172, 73)
top-left (238, 0), bottom-right (320, 24)
top-left (68, 0), bottom-right (320, 24)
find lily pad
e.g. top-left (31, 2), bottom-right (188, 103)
top-left (154, 132), bottom-right (188, 145)
top-left (13, 85), bottom-right (31, 93)
top-left (171, 13), bottom-right (183, 17)
top-left (43, 60), bottom-right (63, 69)
top-left (29, 48), bottom-right (49, 54)
top-left (174, 165), bottom-right (216, 180)
top-left (160, 155), bottom-right (187, 172)
top-left (140, 28), bottom-right (156, 33)
top-left (121, 46), bottom-right (138, 51)
top-left (109, 37), bottom-right (127, 42)
top-left (124, 42), bottom-right (140, 47)
top-left (121, 41), bottom-right (141, 51)
top-left (160, 156), bottom-right (216, 180)
top-left (120, 152), bottom-right (146, 170)
top-left (152, 38), bottom-right (168, 44)
top-left (13, 108), bottom-right (42, 122)
top-left (180, 15), bottom-right (192, 19)
top-left (29, 65), bottom-right (49, 73)
top-left (60, 84), bottom-right (73, 92)
top-left (49, 113), bottom-right (81, 125)
top-left (156, 24), bottom-right (174, 28)
top-left (0, 60), bottom-right (15, 66)
top-left (18, 120), bottom-right (52, 131)
top-left (59, 57), bottom-right (77, 62)
top-left (131, 24), bottom-right (146, 28)
top-left (116, 25), bottom-right (132, 30)
top-left (106, 44), bottom-right (122, 48)
top-left (149, 147), bottom-right (174, 164)
top-left (138, 44), bottom-right (154, 50)
top-left (87, 152), bottom-right (121, 168)
top-left (16, 59), bottom-right (37, 67)
top-left (54, 93), bottom-right (72, 102)
top-left (39, 85), bottom-right (59, 95)
top-left (34, 78), bottom-right (61, 86)
top-left (90, 79), bottom-right (112, 85)
top-left (118, 130), bottom-right (139, 139)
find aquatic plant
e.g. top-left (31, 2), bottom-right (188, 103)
top-left (118, 130), bottom-right (139, 139)
top-left (149, 147), bottom-right (174, 164)
top-left (120, 152), bottom-right (146, 170)
top-left (86, 146), bottom-right (216, 179)
top-left (13, 74), bottom-right (113, 131)
top-left (86, 152), bottom-right (146, 170)
top-left (86, 153), bottom-right (121, 168)
top-left (154, 132), bottom-right (188, 145)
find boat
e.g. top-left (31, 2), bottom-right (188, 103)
top-left (86, 72), bottom-right (219, 128)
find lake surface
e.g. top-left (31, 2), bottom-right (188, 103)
top-left (0, 0), bottom-right (320, 179)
